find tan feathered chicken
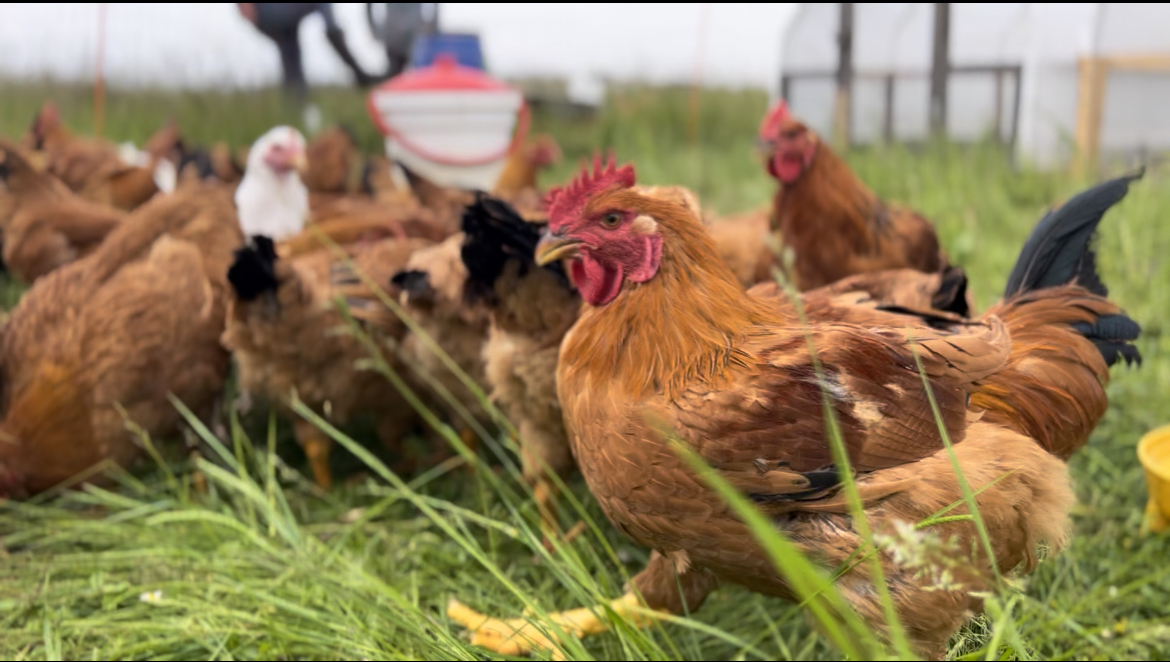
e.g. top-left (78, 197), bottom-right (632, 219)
top-left (0, 141), bottom-right (127, 283)
top-left (389, 233), bottom-right (492, 448)
top-left (224, 233), bottom-right (433, 489)
top-left (0, 184), bottom-right (243, 497)
top-left (450, 162), bottom-right (1141, 659)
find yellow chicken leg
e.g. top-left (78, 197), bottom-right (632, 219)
top-left (448, 592), bottom-right (667, 658)
top-left (295, 419), bottom-right (333, 490)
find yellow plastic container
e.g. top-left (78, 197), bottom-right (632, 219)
top-left (1137, 425), bottom-right (1170, 533)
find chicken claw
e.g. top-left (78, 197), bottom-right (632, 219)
top-left (447, 592), bottom-right (665, 658)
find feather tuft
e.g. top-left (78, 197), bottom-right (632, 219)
top-left (227, 235), bottom-right (279, 301)
top-left (460, 193), bottom-right (570, 306)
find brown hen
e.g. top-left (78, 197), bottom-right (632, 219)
top-left (0, 142), bottom-right (127, 283)
top-left (450, 161), bottom-right (1141, 658)
top-left (459, 192), bottom-right (975, 547)
top-left (23, 102), bottom-right (161, 211)
top-left (760, 102), bottom-right (948, 291)
top-left (0, 184), bottom-right (243, 497)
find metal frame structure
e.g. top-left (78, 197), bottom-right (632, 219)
top-left (780, 63), bottom-right (1023, 149)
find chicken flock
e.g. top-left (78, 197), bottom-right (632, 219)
top-left (0, 99), bottom-right (1143, 659)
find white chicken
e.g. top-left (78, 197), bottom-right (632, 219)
top-left (235, 126), bottom-right (309, 241)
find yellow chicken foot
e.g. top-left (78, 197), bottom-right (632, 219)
top-left (295, 419), bottom-right (334, 490)
top-left (448, 592), bottom-right (667, 658)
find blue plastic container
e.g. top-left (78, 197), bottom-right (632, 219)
top-left (410, 33), bottom-right (485, 71)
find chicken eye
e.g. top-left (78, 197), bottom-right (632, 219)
top-left (601, 213), bottom-right (622, 229)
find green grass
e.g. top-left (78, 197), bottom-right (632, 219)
top-left (1, 81), bottom-right (1169, 660)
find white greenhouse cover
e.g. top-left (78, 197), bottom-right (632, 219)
top-left (781, 3), bottom-right (1170, 168)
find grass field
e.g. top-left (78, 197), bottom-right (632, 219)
top-left (1, 81), bottom-right (1169, 660)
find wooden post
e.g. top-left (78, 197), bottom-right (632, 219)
top-left (93, 3), bottom-right (108, 137)
top-left (929, 3), bottom-right (950, 139)
top-left (993, 68), bottom-right (1004, 143)
top-left (1074, 57), bottom-right (1107, 175)
top-left (1008, 65), bottom-right (1022, 154)
top-left (832, 3), bottom-right (854, 149)
top-left (883, 73), bottom-right (895, 142)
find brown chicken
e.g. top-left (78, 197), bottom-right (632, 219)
top-left (23, 102), bottom-right (161, 211)
top-left (389, 233), bottom-right (492, 448)
top-left (459, 191), bottom-right (972, 545)
top-left (0, 184), bottom-right (243, 497)
top-left (224, 233), bottom-right (433, 489)
top-left (450, 161), bottom-right (1141, 658)
top-left (0, 141), bottom-right (127, 283)
top-left (493, 134), bottom-right (563, 214)
top-left (759, 102), bottom-right (947, 291)
top-left (303, 126), bottom-right (364, 203)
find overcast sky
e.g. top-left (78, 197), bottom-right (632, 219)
top-left (0, 3), bottom-right (798, 95)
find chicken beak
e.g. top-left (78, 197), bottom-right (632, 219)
top-left (534, 230), bottom-right (583, 266)
top-left (291, 151), bottom-right (309, 176)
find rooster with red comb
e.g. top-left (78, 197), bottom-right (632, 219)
top-left (757, 100), bottom-right (959, 297)
top-left (448, 152), bottom-right (1141, 658)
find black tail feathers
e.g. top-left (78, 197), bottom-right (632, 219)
top-left (1071, 315), bottom-right (1142, 367)
top-left (459, 192), bottom-right (570, 305)
top-left (1004, 168), bottom-right (1143, 298)
top-left (1003, 169), bottom-right (1144, 368)
top-left (228, 235), bottom-right (279, 301)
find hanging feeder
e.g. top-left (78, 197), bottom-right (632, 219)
top-left (367, 53), bottom-right (530, 191)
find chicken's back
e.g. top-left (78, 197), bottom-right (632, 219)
top-left (0, 229), bottom-right (231, 496)
top-left (224, 235), bottom-right (425, 422)
top-left (395, 234), bottom-right (492, 420)
top-left (704, 205), bottom-right (773, 288)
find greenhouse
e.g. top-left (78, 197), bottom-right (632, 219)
top-left (781, 3), bottom-right (1170, 169)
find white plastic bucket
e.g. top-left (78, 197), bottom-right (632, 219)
top-left (367, 55), bottom-right (530, 191)
top-left (371, 89), bottom-right (526, 190)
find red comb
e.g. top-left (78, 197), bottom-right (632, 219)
top-left (545, 154), bottom-right (636, 229)
top-left (757, 100), bottom-right (790, 142)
